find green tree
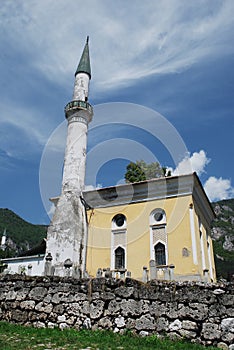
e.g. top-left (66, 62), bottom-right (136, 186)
top-left (124, 162), bottom-right (146, 183)
top-left (125, 160), bottom-right (169, 183)
top-left (136, 160), bottom-right (164, 179)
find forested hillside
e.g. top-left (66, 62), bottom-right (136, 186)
top-left (211, 199), bottom-right (234, 280)
top-left (0, 208), bottom-right (47, 258)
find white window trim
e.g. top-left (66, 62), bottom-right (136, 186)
top-left (150, 226), bottom-right (168, 264)
top-left (200, 230), bottom-right (206, 270)
top-left (149, 209), bottom-right (166, 226)
top-left (207, 240), bottom-right (214, 281)
top-left (111, 230), bottom-right (127, 270)
top-left (189, 205), bottom-right (198, 265)
top-left (149, 208), bottom-right (167, 263)
top-left (111, 214), bottom-right (127, 230)
top-left (111, 244), bottom-right (127, 270)
top-left (153, 239), bottom-right (168, 266)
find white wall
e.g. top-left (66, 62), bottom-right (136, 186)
top-left (1, 255), bottom-right (45, 276)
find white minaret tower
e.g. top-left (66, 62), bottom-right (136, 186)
top-left (1, 229), bottom-right (6, 251)
top-left (45, 37), bottom-right (93, 277)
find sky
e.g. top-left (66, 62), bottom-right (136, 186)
top-left (0, 0), bottom-right (234, 224)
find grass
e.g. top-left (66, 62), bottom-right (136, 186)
top-left (0, 322), bottom-right (218, 350)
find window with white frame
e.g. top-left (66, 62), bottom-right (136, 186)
top-left (149, 208), bottom-right (167, 264)
top-left (154, 242), bottom-right (166, 265)
top-left (115, 246), bottom-right (125, 269)
top-left (111, 214), bottom-right (127, 270)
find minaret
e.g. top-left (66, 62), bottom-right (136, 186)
top-left (45, 37), bottom-right (93, 277)
top-left (1, 229), bottom-right (6, 251)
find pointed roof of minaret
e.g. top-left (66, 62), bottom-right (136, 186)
top-left (75, 36), bottom-right (91, 79)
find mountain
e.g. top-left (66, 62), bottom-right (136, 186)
top-left (0, 200), bottom-right (233, 280)
top-left (0, 208), bottom-right (47, 258)
top-left (211, 198), bottom-right (234, 281)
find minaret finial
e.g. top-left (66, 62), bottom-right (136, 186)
top-left (86, 36), bottom-right (89, 44)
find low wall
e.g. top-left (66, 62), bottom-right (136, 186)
top-left (0, 275), bottom-right (233, 348)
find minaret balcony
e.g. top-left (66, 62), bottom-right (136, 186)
top-left (64, 100), bottom-right (93, 115)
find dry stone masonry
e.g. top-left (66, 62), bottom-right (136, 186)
top-left (0, 275), bottom-right (233, 348)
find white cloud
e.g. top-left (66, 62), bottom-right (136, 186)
top-left (172, 150), bottom-right (210, 176)
top-left (169, 149), bottom-right (234, 201)
top-left (204, 176), bottom-right (234, 202)
top-left (85, 184), bottom-right (103, 191)
top-left (1, 0), bottom-right (234, 92)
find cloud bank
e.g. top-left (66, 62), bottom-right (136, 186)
top-left (204, 177), bottom-right (234, 202)
top-left (1, 0), bottom-right (234, 92)
top-left (172, 150), bottom-right (210, 176)
top-left (170, 150), bottom-right (234, 201)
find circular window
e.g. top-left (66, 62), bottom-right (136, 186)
top-left (113, 214), bottom-right (126, 227)
top-left (154, 212), bottom-right (164, 222)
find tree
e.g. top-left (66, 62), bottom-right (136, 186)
top-left (125, 160), bottom-right (171, 183)
top-left (124, 162), bottom-right (146, 183)
top-left (136, 160), bottom-right (164, 179)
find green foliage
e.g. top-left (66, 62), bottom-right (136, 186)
top-left (0, 322), bottom-right (218, 350)
top-left (125, 161), bottom-right (146, 183)
top-left (213, 198), bottom-right (234, 212)
top-left (0, 208), bottom-right (47, 255)
top-left (125, 160), bottom-right (167, 183)
top-left (135, 160), bottom-right (164, 179)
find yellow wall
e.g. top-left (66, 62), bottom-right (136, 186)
top-left (86, 194), bottom-right (216, 282)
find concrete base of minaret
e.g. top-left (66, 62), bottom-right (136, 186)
top-left (45, 191), bottom-right (87, 278)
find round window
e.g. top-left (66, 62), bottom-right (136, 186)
top-left (113, 214), bottom-right (126, 227)
top-left (154, 212), bottom-right (163, 222)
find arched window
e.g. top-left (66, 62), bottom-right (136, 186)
top-left (155, 242), bottom-right (166, 266)
top-left (115, 246), bottom-right (125, 269)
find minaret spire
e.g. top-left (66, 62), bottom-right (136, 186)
top-left (75, 36), bottom-right (91, 79)
top-left (73, 37), bottom-right (92, 102)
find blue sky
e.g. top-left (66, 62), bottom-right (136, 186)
top-left (0, 0), bottom-right (234, 224)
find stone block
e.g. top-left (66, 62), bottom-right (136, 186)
top-left (115, 286), bottom-right (134, 298)
top-left (11, 309), bottom-right (28, 323)
top-left (115, 316), bottom-right (125, 328)
top-left (217, 342), bottom-right (229, 349)
top-left (202, 323), bottom-right (221, 340)
top-left (6, 291), bottom-right (17, 300)
top-left (121, 299), bottom-right (140, 316)
top-left (179, 329), bottom-right (197, 339)
top-left (136, 315), bottom-right (155, 330)
top-left (169, 319), bottom-right (182, 331)
top-left (97, 317), bottom-right (112, 328)
top-left (221, 318), bottom-right (234, 333)
top-left (58, 315), bottom-right (66, 322)
top-left (90, 300), bottom-right (104, 319)
top-left (156, 317), bottom-right (168, 332)
top-left (20, 300), bottom-right (35, 310)
top-left (182, 320), bottom-right (198, 331)
top-left (33, 321), bottom-right (46, 328)
top-left (29, 287), bottom-right (47, 301)
top-left (104, 300), bottom-right (119, 315)
top-left (35, 302), bottom-right (53, 314)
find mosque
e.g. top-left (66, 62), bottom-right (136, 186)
top-left (1, 38), bottom-right (216, 282)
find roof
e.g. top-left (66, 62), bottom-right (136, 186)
top-left (75, 36), bottom-right (91, 78)
top-left (18, 239), bottom-right (46, 257)
top-left (83, 173), bottom-right (215, 225)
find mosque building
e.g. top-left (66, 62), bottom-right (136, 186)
top-left (1, 38), bottom-right (216, 282)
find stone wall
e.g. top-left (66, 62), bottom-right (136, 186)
top-left (0, 275), bottom-right (233, 348)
